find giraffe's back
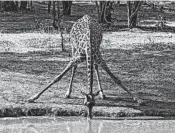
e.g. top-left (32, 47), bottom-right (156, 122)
top-left (70, 15), bottom-right (102, 55)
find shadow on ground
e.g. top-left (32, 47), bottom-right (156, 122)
top-left (0, 41), bottom-right (175, 117)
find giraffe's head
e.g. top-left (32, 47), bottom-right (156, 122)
top-left (81, 91), bottom-right (99, 119)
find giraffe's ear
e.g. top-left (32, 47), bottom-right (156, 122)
top-left (93, 91), bottom-right (100, 97)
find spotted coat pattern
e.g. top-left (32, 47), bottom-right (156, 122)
top-left (70, 15), bottom-right (103, 94)
top-left (27, 15), bottom-right (141, 108)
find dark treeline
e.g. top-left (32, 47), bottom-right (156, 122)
top-left (0, 1), bottom-right (170, 29)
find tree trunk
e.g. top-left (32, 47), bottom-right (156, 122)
top-left (117, 1), bottom-right (120, 6)
top-left (100, 2), bottom-right (106, 23)
top-left (127, 1), bottom-right (142, 29)
top-left (30, 1), bottom-right (33, 10)
top-left (57, 2), bottom-right (65, 52)
top-left (20, 1), bottom-right (28, 10)
top-left (15, 1), bottom-right (19, 9)
top-left (128, 13), bottom-right (137, 28)
top-left (0, 1), bottom-right (1, 11)
top-left (152, 2), bottom-right (156, 11)
top-left (160, 5), bottom-right (164, 13)
top-left (95, 2), bottom-right (100, 21)
top-left (62, 1), bottom-right (72, 15)
top-left (96, 1), bottom-right (113, 24)
top-left (48, 1), bottom-right (51, 13)
top-left (127, 1), bottom-right (131, 27)
top-left (105, 1), bottom-right (113, 23)
top-left (52, 1), bottom-right (58, 30)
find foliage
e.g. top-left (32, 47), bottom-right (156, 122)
top-left (0, 1), bottom-right (18, 12)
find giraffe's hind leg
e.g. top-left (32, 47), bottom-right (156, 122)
top-left (100, 60), bottom-right (143, 105)
top-left (94, 64), bottom-right (105, 99)
top-left (27, 57), bottom-right (81, 103)
top-left (65, 65), bottom-right (77, 98)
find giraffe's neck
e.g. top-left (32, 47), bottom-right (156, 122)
top-left (86, 31), bottom-right (94, 95)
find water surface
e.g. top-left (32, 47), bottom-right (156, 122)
top-left (0, 116), bottom-right (175, 133)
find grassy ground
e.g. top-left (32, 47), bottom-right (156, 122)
top-left (0, 31), bottom-right (175, 117)
top-left (0, 2), bottom-right (175, 118)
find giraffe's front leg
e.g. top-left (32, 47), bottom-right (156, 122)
top-left (27, 57), bottom-right (80, 103)
top-left (94, 64), bottom-right (105, 99)
top-left (65, 65), bottom-right (77, 98)
top-left (100, 60), bottom-right (143, 105)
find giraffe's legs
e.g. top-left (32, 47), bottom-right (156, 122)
top-left (100, 60), bottom-right (142, 104)
top-left (94, 64), bottom-right (105, 99)
top-left (65, 65), bottom-right (77, 98)
top-left (27, 57), bottom-right (81, 103)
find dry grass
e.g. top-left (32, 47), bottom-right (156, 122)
top-left (1, 30), bottom-right (175, 52)
top-left (0, 2), bottom-right (175, 117)
top-left (0, 30), bottom-right (175, 117)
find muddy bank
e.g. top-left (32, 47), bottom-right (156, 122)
top-left (0, 101), bottom-right (175, 118)
top-left (0, 103), bottom-right (141, 118)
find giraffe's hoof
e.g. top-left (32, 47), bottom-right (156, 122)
top-left (137, 99), bottom-right (146, 106)
top-left (99, 92), bottom-right (106, 99)
top-left (100, 94), bottom-right (106, 100)
top-left (26, 94), bottom-right (39, 103)
top-left (134, 96), bottom-right (145, 106)
top-left (65, 94), bottom-right (71, 99)
top-left (27, 98), bottom-right (35, 103)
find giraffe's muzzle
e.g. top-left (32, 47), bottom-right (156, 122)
top-left (81, 91), bottom-right (99, 119)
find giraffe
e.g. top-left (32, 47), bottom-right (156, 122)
top-left (27, 15), bottom-right (142, 118)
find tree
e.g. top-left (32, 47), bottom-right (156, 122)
top-left (57, 2), bottom-right (65, 51)
top-left (52, 1), bottom-right (65, 51)
top-left (29, 1), bottom-right (33, 10)
top-left (20, 1), bottom-right (28, 10)
top-left (15, 1), bottom-right (19, 9)
top-left (117, 1), bottom-right (120, 6)
top-left (0, 1), bottom-right (1, 11)
top-left (127, 1), bottom-right (142, 29)
top-left (52, 1), bottom-right (58, 30)
top-left (1, 1), bottom-right (18, 12)
top-left (151, 2), bottom-right (156, 11)
top-left (105, 2), bottom-right (114, 23)
top-left (95, 1), bottom-right (114, 24)
top-left (62, 1), bottom-right (72, 15)
top-left (48, 1), bottom-right (51, 13)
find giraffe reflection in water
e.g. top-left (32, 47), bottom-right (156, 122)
top-left (66, 119), bottom-right (103, 133)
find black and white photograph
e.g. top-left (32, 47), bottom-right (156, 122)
top-left (0, 0), bottom-right (175, 132)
